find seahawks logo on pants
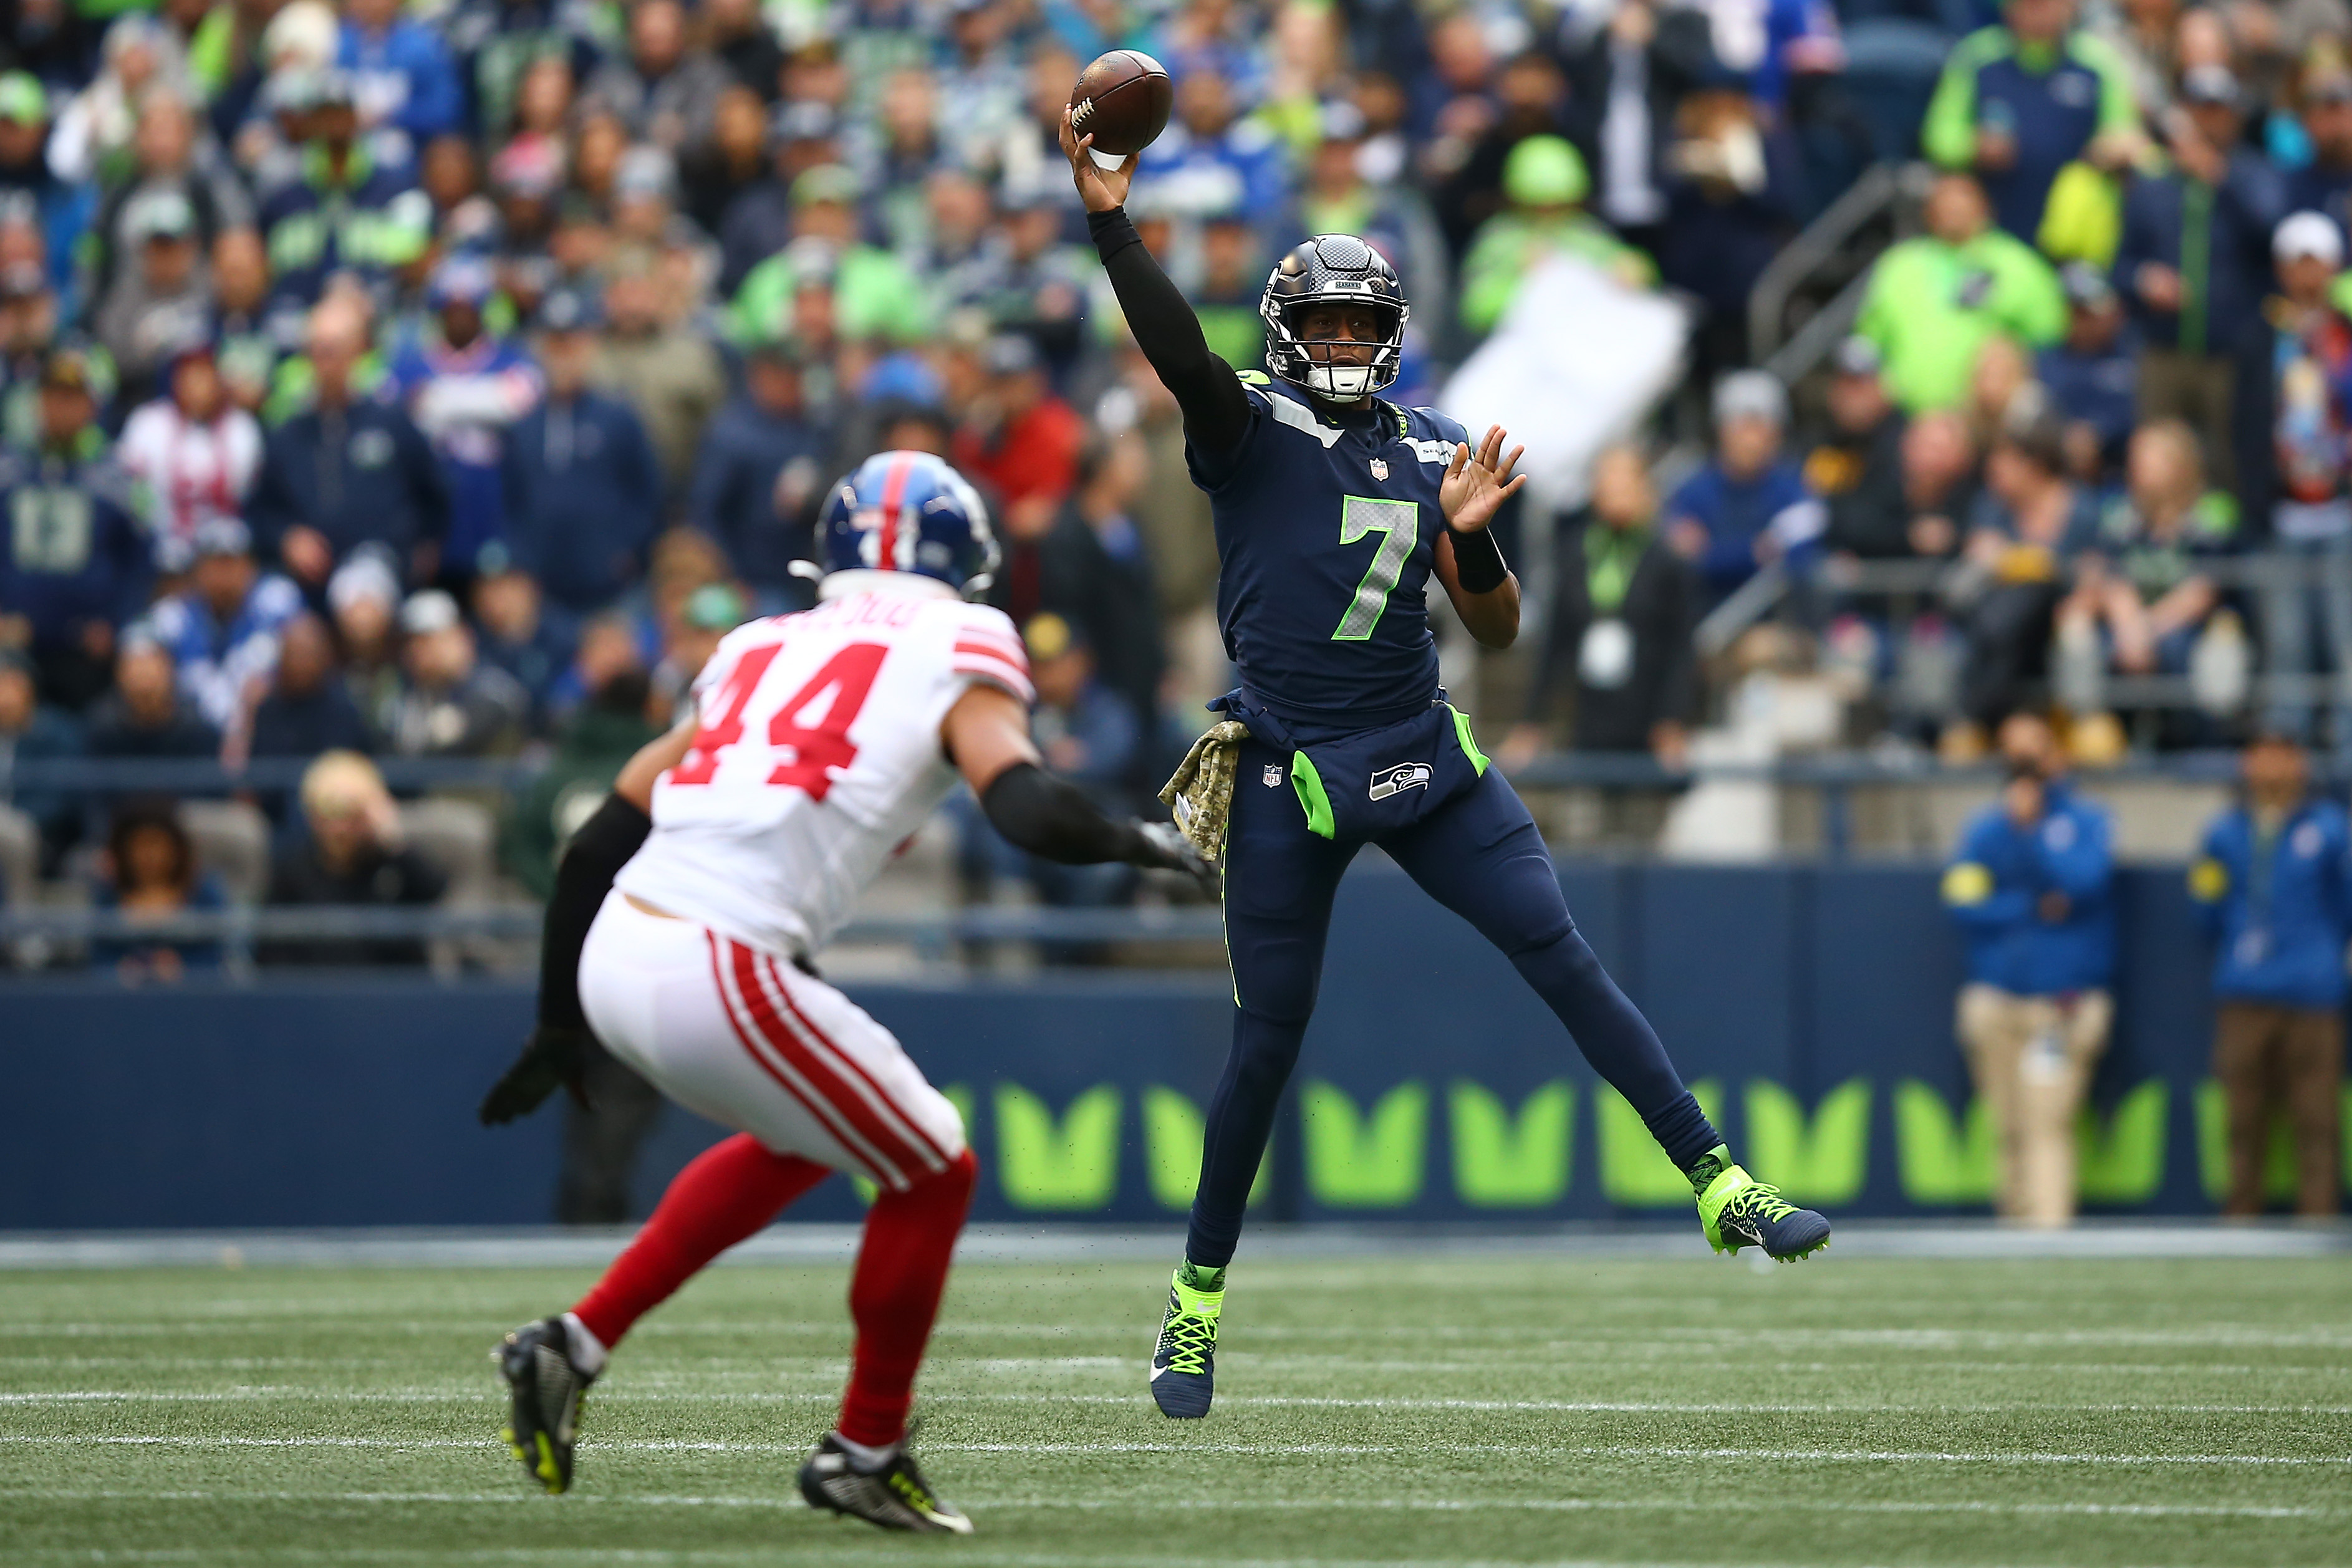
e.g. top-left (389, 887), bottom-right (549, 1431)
top-left (1367, 761), bottom-right (1432, 801)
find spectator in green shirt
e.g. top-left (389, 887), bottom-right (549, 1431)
top-left (1458, 135), bottom-right (1656, 338)
top-left (1858, 172), bottom-right (2068, 414)
top-left (727, 163), bottom-right (932, 348)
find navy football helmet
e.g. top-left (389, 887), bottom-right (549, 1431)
top-left (811, 450), bottom-right (999, 598)
top-left (1260, 234), bottom-right (1409, 400)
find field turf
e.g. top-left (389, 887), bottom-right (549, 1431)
top-left (1, 1253), bottom-right (2346, 1567)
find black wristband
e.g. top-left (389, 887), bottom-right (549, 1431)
top-left (537, 792), bottom-right (650, 1029)
top-left (1087, 206), bottom-right (1142, 264)
top-left (1448, 524), bottom-right (1510, 595)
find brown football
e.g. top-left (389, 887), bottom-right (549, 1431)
top-left (1068, 50), bottom-right (1172, 160)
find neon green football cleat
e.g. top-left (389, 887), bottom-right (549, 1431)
top-left (1149, 1268), bottom-right (1222, 1418)
top-left (1698, 1165), bottom-right (1831, 1260)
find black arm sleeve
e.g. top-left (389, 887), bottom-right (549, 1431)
top-left (981, 761), bottom-right (1147, 865)
top-left (1089, 207), bottom-right (1253, 458)
top-left (537, 793), bottom-right (651, 1029)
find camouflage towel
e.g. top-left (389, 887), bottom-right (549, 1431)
top-left (1158, 720), bottom-right (1252, 865)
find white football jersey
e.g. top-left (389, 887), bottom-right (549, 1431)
top-left (616, 577), bottom-right (1032, 957)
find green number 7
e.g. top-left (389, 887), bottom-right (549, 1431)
top-left (1332, 495), bottom-right (1420, 642)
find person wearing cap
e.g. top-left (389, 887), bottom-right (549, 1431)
top-left (687, 335), bottom-right (829, 607)
top-left (337, 0), bottom-right (463, 144)
top-left (1923, 0), bottom-right (2144, 246)
top-left (385, 586), bottom-right (529, 758)
top-left (1941, 734), bottom-right (2118, 1226)
top-left (142, 515), bottom-right (304, 739)
top-left (250, 294), bottom-right (448, 591)
top-left (0, 348), bottom-right (149, 711)
top-left (713, 102), bottom-right (842, 295)
top-left (1810, 335), bottom-right (1911, 558)
top-left (2116, 65), bottom-right (2290, 488)
top-left (1952, 393), bottom-right (2105, 734)
top-left (325, 546), bottom-right (405, 731)
top-left (971, 180), bottom-right (1097, 369)
top-left (951, 330), bottom-right (1085, 554)
top-left (1663, 369), bottom-right (1823, 607)
top-left (2189, 731), bottom-right (2351, 1216)
top-left (385, 253), bottom-right (543, 579)
top-left (581, 0), bottom-right (729, 155)
top-left (595, 254), bottom-right (726, 493)
top-left (2288, 65), bottom-right (2352, 244)
top-left (2037, 260), bottom-right (2139, 481)
top-left (87, 90), bottom-right (254, 307)
top-left (726, 163), bottom-right (932, 347)
top-left (92, 187), bottom-right (211, 401)
top-left (1460, 135), bottom-right (1656, 337)
top-left (2234, 209), bottom-right (2352, 747)
top-left (253, 69), bottom-right (432, 307)
top-left (499, 287), bottom-right (661, 620)
top-left (1185, 202), bottom-right (1271, 379)
top-left (1857, 173), bottom-right (2066, 414)
top-left (0, 71), bottom-right (94, 306)
top-left (117, 340), bottom-right (264, 553)
top-left (1134, 67), bottom-right (1289, 226)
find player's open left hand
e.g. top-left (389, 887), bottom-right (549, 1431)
top-left (1441, 425), bottom-right (1528, 534)
top-left (478, 1022), bottom-right (594, 1125)
top-left (1130, 820), bottom-right (1220, 897)
top-left (1060, 107), bottom-right (1139, 214)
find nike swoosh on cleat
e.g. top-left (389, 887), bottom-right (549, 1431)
top-left (1149, 1365), bottom-right (1169, 1380)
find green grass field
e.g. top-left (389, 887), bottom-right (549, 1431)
top-left (1, 1252), bottom-right (2347, 1567)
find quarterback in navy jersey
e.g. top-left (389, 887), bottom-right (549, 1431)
top-left (1062, 110), bottom-right (1831, 1421)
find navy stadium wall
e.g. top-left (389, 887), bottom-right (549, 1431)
top-left (4, 862), bottom-right (2341, 1228)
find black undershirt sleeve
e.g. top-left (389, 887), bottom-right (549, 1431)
top-left (537, 793), bottom-right (650, 1029)
top-left (1089, 206), bottom-right (1252, 459)
top-left (981, 761), bottom-right (1147, 865)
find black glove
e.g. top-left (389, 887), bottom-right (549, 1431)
top-left (478, 1023), bottom-right (594, 1125)
top-left (1129, 820), bottom-right (1220, 898)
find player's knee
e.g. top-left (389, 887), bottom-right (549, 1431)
top-left (1500, 913), bottom-right (1580, 965)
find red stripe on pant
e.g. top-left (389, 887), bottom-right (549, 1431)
top-left (758, 951), bottom-right (953, 1173)
top-left (572, 1133), bottom-right (829, 1349)
top-left (838, 1146), bottom-right (978, 1449)
top-left (727, 941), bottom-right (937, 1185)
top-left (708, 936), bottom-right (899, 1183)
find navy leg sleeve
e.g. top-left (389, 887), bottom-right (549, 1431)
top-left (1381, 770), bottom-right (1722, 1170)
top-left (1187, 738), bottom-right (1358, 1268)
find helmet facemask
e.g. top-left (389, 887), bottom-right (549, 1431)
top-left (1263, 293), bottom-right (1407, 401)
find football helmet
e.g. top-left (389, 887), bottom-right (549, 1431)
top-left (1259, 234), bottom-right (1409, 400)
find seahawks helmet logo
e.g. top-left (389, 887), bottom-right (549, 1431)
top-left (1367, 762), bottom-right (1431, 801)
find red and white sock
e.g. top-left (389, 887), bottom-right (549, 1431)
top-left (837, 1148), bottom-right (978, 1449)
top-left (571, 1133), bottom-right (829, 1352)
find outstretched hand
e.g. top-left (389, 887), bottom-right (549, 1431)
top-left (478, 1023), bottom-right (593, 1125)
top-left (1130, 820), bottom-right (1220, 898)
top-left (1059, 107), bottom-right (1139, 214)
top-left (1441, 425), bottom-right (1528, 534)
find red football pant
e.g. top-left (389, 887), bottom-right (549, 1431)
top-left (838, 1147), bottom-right (978, 1448)
top-left (572, 1133), bottom-right (828, 1347)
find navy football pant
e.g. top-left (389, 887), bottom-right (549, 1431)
top-left (1187, 739), bottom-right (1720, 1268)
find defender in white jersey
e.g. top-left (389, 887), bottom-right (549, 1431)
top-left (478, 452), bottom-right (1209, 1534)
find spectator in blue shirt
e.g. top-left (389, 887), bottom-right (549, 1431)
top-left (340, 0), bottom-right (465, 145)
top-left (142, 516), bottom-right (303, 743)
top-left (1134, 69), bottom-right (1286, 228)
top-left (1942, 718), bottom-right (2116, 1225)
top-left (2037, 261), bottom-right (2138, 481)
top-left (0, 347), bottom-right (149, 711)
top-left (687, 337), bottom-right (827, 608)
top-left (499, 287), bottom-right (660, 619)
top-left (248, 610), bottom-right (374, 825)
top-left (1663, 370), bottom-right (1823, 609)
top-left (2189, 732), bottom-right (2350, 1216)
top-left (0, 72), bottom-right (94, 312)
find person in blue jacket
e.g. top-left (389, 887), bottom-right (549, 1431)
top-left (1662, 370), bottom-right (1823, 611)
top-left (498, 287), bottom-right (660, 622)
top-left (2188, 732), bottom-right (2349, 1216)
top-left (340, 0), bottom-right (465, 146)
top-left (1942, 722), bottom-right (2116, 1225)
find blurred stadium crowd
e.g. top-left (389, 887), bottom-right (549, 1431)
top-left (9, 0), bottom-right (2352, 973)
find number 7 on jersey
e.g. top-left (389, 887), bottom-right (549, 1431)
top-left (1332, 496), bottom-right (1419, 642)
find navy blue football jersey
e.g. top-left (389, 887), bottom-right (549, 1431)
top-left (1188, 373), bottom-right (1470, 732)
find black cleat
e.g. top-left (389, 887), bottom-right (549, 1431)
top-left (494, 1316), bottom-right (595, 1493)
top-left (798, 1432), bottom-right (973, 1534)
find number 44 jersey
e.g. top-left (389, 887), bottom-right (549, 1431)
top-left (617, 582), bottom-right (1033, 959)
top-left (1190, 374), bottom-right (1473, 734)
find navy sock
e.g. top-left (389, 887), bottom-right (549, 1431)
top-left (1507, 926), bottom-right (1723, 1170)
top-left (1184, 1010), bottom-right (1304, 1269)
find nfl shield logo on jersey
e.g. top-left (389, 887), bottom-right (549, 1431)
top-left (1263, 764), bottom-right (1283, 787)
top-left (1369, 458), bottom-right (1389, 481)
